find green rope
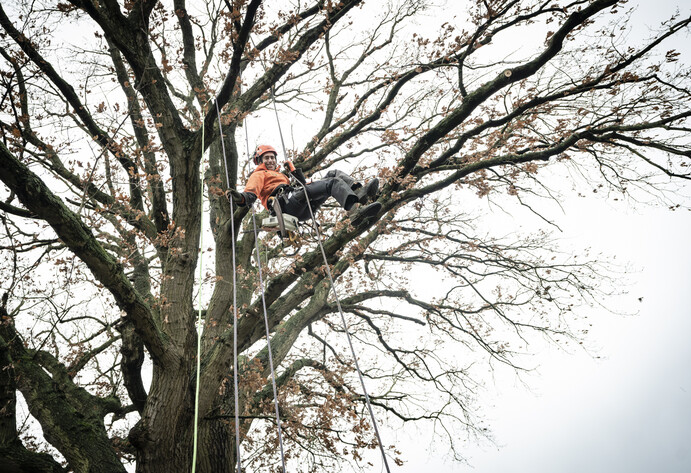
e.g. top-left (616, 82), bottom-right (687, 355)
top-left (191, 122), bottom-right (206, 473)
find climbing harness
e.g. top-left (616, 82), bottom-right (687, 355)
top-left (262, 195), bottom-right (299, 237)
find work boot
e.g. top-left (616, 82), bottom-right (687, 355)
top-left (354, 178), bottom-right (379, 204)
top-left (348, 202), bottom-right (382, 225)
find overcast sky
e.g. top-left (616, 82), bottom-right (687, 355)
top-left (461, 199), bottom-right (691, 473)
top-left (464, 2), bottom-right (691, 470)
top-left (390, 152), bottom-right (691, 473)
top-left (391, 2), bottom-right (691, 472)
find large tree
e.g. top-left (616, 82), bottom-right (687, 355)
top-left (0, 0), bottom-right (689, 472)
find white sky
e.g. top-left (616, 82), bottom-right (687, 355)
top-left (460, 199), bottom-right (691, 473)
top-left (389, 2), bottom-right (691, 472)
top-left (360, 185), bottom-right (691, 473)
top-left (388, 157), bottom-right (691, 473)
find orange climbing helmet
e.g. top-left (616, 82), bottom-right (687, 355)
top-left (252, 144), bottom-right (278, 165)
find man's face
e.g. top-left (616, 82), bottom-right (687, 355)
top-left (262, 152), bottom-right (277, 170)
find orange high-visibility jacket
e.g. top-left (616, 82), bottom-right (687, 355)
top-left (243, 163), bottom-right (290, 209)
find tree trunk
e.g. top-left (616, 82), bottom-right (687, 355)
top-left (132, 371), bottom-right (243, 473)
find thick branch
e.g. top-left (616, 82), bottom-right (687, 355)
top-left (173, 0), bottom-right (206, 106)
top-left (0, 4), bottom-right (146, 210)
top-left (0, 141), bottom-right (166, 361)
top-left (390, 0), bottom-right (618, 187)
top-left (0, 313), bottom-right (125, 473)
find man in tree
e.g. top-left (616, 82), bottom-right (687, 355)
top-left (229, 144), bottom-right (381, 222)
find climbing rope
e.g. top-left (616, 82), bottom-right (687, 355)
top-left (208, 39), bottom-right (391, 470)
top-left (218, 99), bottom-right (287, 473)
top-left (292, 179), bottom-right (392, 473)
top-left (215, 100), bottom-right (244, 473)
top-left (243, 39), bottom-right (392, 470)
top-left (240, 94), bottom-right (288, 472)
top-left (267, 87), bottom-right (392, 472)
top-left (191, 117), bottom-right (206, 473)
top-left (249, 208), bottom-right (288, 473)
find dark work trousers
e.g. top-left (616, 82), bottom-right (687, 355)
top-left (281, 170), bottom-right (359, 221)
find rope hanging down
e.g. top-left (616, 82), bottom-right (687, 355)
top-left (190, 101), bottom-right (248, 473)
top-left (249, 208), bottom-right (288, 473)
top-left (218, 100), bottom-right (287, 473)
top-left (191, 115), bottom-right (206, 473)
top-left (240, 98), bottom-right (288, 473)
top-left (209, 55), bottom-right (392, 472)
top-left (215, 100), bottom-right (244, 473)
top-left (290, 179), bottom-right (392, 473)
top-left (268, 91), bottom-right (392, 472)
top-left (248, 36), bottom-right (392, 468)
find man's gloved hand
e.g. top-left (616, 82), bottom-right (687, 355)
top-left (226, 189), bottom-right (244, 204)
top-left (283, 160), bottom-right (296, 173)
